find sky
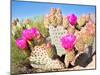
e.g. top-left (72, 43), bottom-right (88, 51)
top-left (12, 1), bottom-right (96, 20)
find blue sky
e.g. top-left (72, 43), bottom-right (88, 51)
top-left (12, 1), bottom-right (96, 20)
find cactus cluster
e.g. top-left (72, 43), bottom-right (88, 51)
top-left (14, 27), bottom-right (65, 70)
top-left (29, 44), bottom-right (64, 70)
top-left (44, 8), bottom-right (95, 68)
top-left (12, 8), bottom-right (95, 72)
top-left (44, 8), bottom-right (67, 28)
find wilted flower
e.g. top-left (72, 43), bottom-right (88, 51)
top-left (67, 14), bottom-right (77, 26)
top-left (16, 38), bottom-right (28, 49)
top-left (61, 34), bottom-right (76, 50)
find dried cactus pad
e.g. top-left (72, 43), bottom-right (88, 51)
top-left (29, 44), bottom-right (64, 70)
top-left (48, 25), bottom-right (67, 56)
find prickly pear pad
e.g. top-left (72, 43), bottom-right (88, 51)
top-left (49, 25), bottom-right (67, 56)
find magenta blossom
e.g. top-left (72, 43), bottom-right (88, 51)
top-left (67, 14), bottom-right (77, 26)
top-left (22, 28), bottom-right (40, 41)
top-left (22, 29), bottom-right (33, 40)
top-left (61, 34), bottom-right (76, 50)
top-left (31, 28), bottom-right (40, 38)
top-left (16, 38), bottom-right (28, 49)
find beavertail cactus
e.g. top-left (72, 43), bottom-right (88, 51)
top-left (56, 8), bottom-right (63, 25)
top-left (76, 15), bottom-right (86, 30)
top-left (29, 44), bottom-right (64, 70)
top-left (75, 25), bottom-right (95, 53)
top-left (50, 8), bottom-right (57, 15)
top-left (63, 16), bottom-right (69, 29)
top-left (75, 36), bottom-right (85, 52)
top-left (49, 15), bottom-right (57, 26)
top-left (82, 32), bottom-right (94, 46)
top-left (48, 25), bottom-right (67, 56)
top-left (67, 25), bottom-right (75, 34)
top-left (49, 8), bottom-right (57, 26)
top-left (46, 42), bottom-right (57, 59)
top-left (64, 50), bottom-right (75, 67)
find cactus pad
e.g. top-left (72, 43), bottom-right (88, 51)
top-left (48, 25), bottom-right (67, 56)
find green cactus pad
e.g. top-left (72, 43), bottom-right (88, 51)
top-left (48, 25), bottom-right (67, 56)
top-left (29, 44), bottom-right (64, 70)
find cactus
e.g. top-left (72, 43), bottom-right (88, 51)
top-left (49, 8), bottom-right (57, 26)
top-left (75, 36), bottom-right (85, 52)
top-left (67, 50), bottom-right (75, 62)
top-left (75, 28), bottom-right (94, 53)
top-left (49, 15), bottom-right (57, 26)
top-left (29, 44), bottom-right (64, 70)
top-left (56, 8), bottom-right (63, 25)
top-left (63, 16), bottom-right (69, 29)
top-left (50, 8), bottom-right (57, 15)
top-left (48, 25), bottom-right (67, 56)
top-left (47, 43), bottom-right (58, 59)
top-left (67, 25), bottom-right (75, 34)
top-left (82, 32), bottom-right (94, 46)
top-left (76, 15), bottom-right (86, 30)
top-left (64, 50), bottom-right (75, 68)
top-left (86, 21), bottom-right (95, 36)
top-left (61, 34), bottom-right (76, 67)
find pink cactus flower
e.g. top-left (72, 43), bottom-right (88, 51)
top-left (67, 14), bottom-right (77, 26)
top-left (16, 38), bottom-right (28, 49)
top-left (31, 28), bottom-right (40, 39)
top-left (22, 28), bottom-right (40, 41)
top-left (61, 34), bottom-right (76, 50)
top-left (22, 29), bottom-right (33, 40)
